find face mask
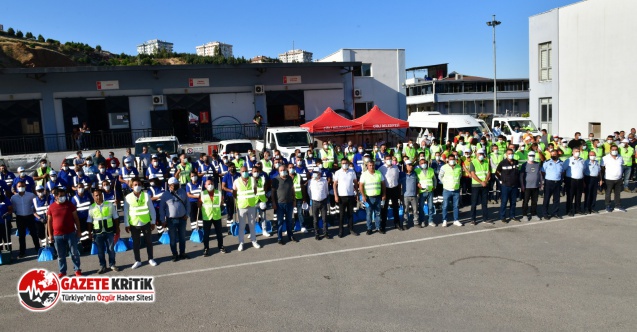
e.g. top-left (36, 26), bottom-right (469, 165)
top-left (150, 181), bottom-right (156, 187)
top-left (110, 164), bottom-right (116, 168)
top-left (421, 164), bottom-right (428, 169)
top-left (528, 157), bottom-right (535, 162)
top-left (206, 185), bottom-right (214, 191)
top-left (307, 154), bottom-right (312, 158)
top-left (573, 152), bottom-right (580, 158)
top-left (78, 188), bottom-right (84, 194)
top-left (507, 154), bottom-right (514, 160)
top-left (20, 173), bottom-right (26, 178)
top-left (234, 155), bottom-right (240, 159)
top-left (384, 160), bottom-right (391, 166)
top-left (498, 140), bottom-right (503, 143)
top-left (448, 160), bottom-right (456, 166)
top-left (316, 164), bottom-right (323, 169)
top-left (104, 185), bottom-right (111, 191)
top-left (37, 191), bottom-right (45, 197)
top-left (363, 158), bottom-right (370, 163)
top-left (280, 171), bottom-right (288, 176)
top-left (99, 168), bottom-right (105, 174)
top-left (87, 161), bottom-right (92, 165)
top-left (77, 171), bottom-right (83, 176)
top-left (607, 140), bottom-right (612, 144)
top-left (590, 156), bottom-right (597, 161)
top-left (478, 155), bottom-right (485, 161)
top-left (17, 187), bottom-right (25, 193)
top-left (51, 176), bottom-right (57, 181)
top-left (133, 186), bottom-right (142, 193)
top-left (58, 196), bottom-right (67, 203)
top-left (611, 150), bottom-right (618, 156)
top-left (619, 143), bottom-right (625, 148)
top-left (241, 172), bottom-right (250, 178)
top-left (323, 145), bottom-right (328, 149)
top-left (109, 155), bottom-right (114, 158)
top-left (78, 154), bottom-right (83, 158)
top-left (181, 160), bottom-right (187, 164)
top-left (125, 163), bottom-right (132, 168)
top-left (288, 169), bottom-right (296, 175)
top-left (191, 176), bottom-right (198, 181)
top-left (341, 164), bottom-right (348, 170)
top-left (152, 162), bottom-right (158, 167)
top-left (41, 163), bottom-right (47, 168)
top-left (252, 172), bottom-right (259, 178)
top-left (312, 173), bottom-right (319, 179)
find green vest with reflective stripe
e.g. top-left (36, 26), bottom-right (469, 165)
top-left (89, 202), bottom-right (115, 234)
top-left (490, 153), bottom-right (504, 173)
top-left (403, 146), bottom-right (416, 159)
top-left (233, 158), bottom-right (244, 170)
top-left (471, 159), bottom-right (490, 185)
top-left (320, 148), bottom-right (334, 169)
top-left (441, 164), bottom-right (462, 191)
top-left (236, 178), bottom-right (256, 209)
top-left (361, 171), bottom-right (382, 196)
top-left (292, 174), bottom-right (303, 199)
top-left (415, 167), bottom-right (434, 193)
top-left (126, 192), bottom-right (151, 225)
top-left (36, 166), bottom-right (52, 186)
top-left (262, 160), bottom-right (273, 174)
top-left (559, 146), bottom-right (572, 161)
top-left (177, 163), bottom-right (192, 184)
top-left (621, 146), bottom-right (634, 166)
top-left (201, 190), bottom-right (222, 220)
top-left (256, 177), bottom-right (267, 202)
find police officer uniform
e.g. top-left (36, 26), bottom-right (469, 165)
top-left (542, 158), bottom-right (564, 219)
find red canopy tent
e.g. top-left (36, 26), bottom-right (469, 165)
top-left (353, 105), bottom-right (409, 130)
top-left (300, 107), bottom-right (362, 133)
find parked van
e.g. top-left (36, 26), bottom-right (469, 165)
top-left (407, 112), bottom-right (492, 144)
top-left (491, 117), bottom-right (541, 142)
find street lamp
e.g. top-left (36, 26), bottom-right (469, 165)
top-left (487, 15), bottom-right (501, 115)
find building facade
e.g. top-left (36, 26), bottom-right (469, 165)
top-left (529, 0), bottom-right (637, 137)
top-left (319, 49), bottom-right (407, 122)
top-left (278, 49), bottom-right (313, 63)
top-left (137, 39), bottom-right (174, 55)
top-left (195, 42), bottom-right (233, 58)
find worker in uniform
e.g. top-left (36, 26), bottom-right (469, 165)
top-left (583, 150), bottom-right (602, 214)
top-left (288, 163), bottom-right (308, 233)
top-left (13, 167), bottom-right (35, 193)
top-left (359, 160), bottom-right (386, 235)
top-left (71, 166), bottom-right (92, 195)
top-left (415, 158), bottom-right (437, 227)
top-left (33, 159), bottom-right (52, 187)
top-left (618, 138), bottom-right (634, 192)
top-left (314, 159), bottom-right (334, 214)
top-left (261, 151), bottom-right (274, 175)
top-left (520, 151), bottom-right (543, 221)
top-left (460, 148), bottom-right (473, 206)
top-left (245, 152), bottom-right (258, 170)
top-left (438, 155), bottom-right (463, 227)
top-left (602, 145), bottom-right (626, 212)
top-left (333, 158), bottom-right (359, 237)
top-left (119, 158), bottom-right (139, 196)
top-left (496, 149), bottom-right (521, 223)
top-left (95, 163), bottom-right (114, 189)
top-left (186, 170), bottom-right (202, 229)
top-left (160, 177), bottom-right (192, 261)
top-left (124, 177), bottom-right (157, 269)
top-left (87, 189), bottom-right (120, 274)
top-left (72, 182), bottom-right (94, 253)
top-left (563, 148), bottom-right (586, 216)
top-left (216, 156), bottom-right (229, 190)
top-left (147, 156), bottom-right (167, 182)
top-left (174, 154), bottom-right (193, 186)
top-left (488, 144), bottom-right (504, 204)
top-left (469, 149), bottom-right (491, 225)
top-left (399, 160), bottom-right (418, 228)
top-left (308, 169), bottom-right (330, 240)
top-left (253, 164), bottom-right (271, 237)
top-left (101, 180), bottom-right (118, 208)
top-left (46, 170), bottom-right (67, 193)
top-left (83, 158), bottom-right (98, 185)
top-left (542, 149), bottom-right (565, 219)
top-left (233, 166), bottom-right (261, 252)
top-left (198, 155), bottom-right (216, 187)
top-left (33, 185), bottom-right (54, 249)
top-left (58, 161), bottom-right (76, 188)
top-left (147, 174), bottom-right (165, 233)
top-left (222, 162), bottom-right (240, 224)
top-left (319, 141), bottom-right (335, 170)
top-left (352, 146), bottom-right (365, 178)
top-left (198, 179), bottom-right (226, 257)
top-left (0, 164), bottom-right (16, 190)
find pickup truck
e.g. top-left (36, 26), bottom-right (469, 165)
top-left (207, 139), bottom-right (254, 158)
top-left (255, 127), bottom-right (313, 160)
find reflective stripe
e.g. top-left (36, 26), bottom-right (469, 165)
top-left (292, 175), bottom-right (303, 199)
top-left (201, 190), bottom-right (222, 220)
top-left (441, 164), bottom-right (462, 190)
top-left (416, 167), bottom-right (434, 193)
top-left (361, 171), bottom-right (382, 196)
top-left (471, 159), bottom-right (490, 184)
top-left (236, 178), bottom-right (256, 208)
top-left (126, 192), bottom-right (151, 224)
top-left (74, 196), bottom-right (92, 211)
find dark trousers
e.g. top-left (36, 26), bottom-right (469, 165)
top-left (189, 201), bottom-right (200, 222)
top-left (312, 199), bottom-right (328, 234)
top-left (224, 196), bottom-right (235, 220)
top-left (338, 195), bottom-right (356, 234)
top-left (0, 218), bottom-right (11, 251)
top-left (499, 185), bottom-right (518, 219)
top-left (381, 186), bottom-right (400, 230)
top-left (604, 179), bottom-right (622, 208)
top-left (130, 223), bottom-right (153, 262)
top-left (489, 175), bottom-right (501, 201)
top-left (522, 188), bottom-right (539, 216)
top-left (566, 178), bottom-right (584, 213)
top-left (202, 219), bottom-right (224, 250)
top-left (167, 218), bottom-right (187, 256)
top-left (584, 176), bottom-right (599, 212)
top-left (16, 215), bottom-right (39, 256)
top-left (543, 180), bottom-right (562, 217)
top-left (460, 177), bottom-right (472, 205)
top-left (470, 186), bottom-right (489, 221)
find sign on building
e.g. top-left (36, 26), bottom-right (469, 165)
top-left (283, 76), bottom-right (302, 84)
top-left (96, 81), bottom-right (120, 90)
top-left (189, 78), bottom-right (210, 87)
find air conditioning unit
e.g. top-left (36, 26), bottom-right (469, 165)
top-left (354, 89), bottom-right (362, 98)
top-left (254, 85), bottom-right (265, 95)
top-left (152, 95), bottom-right (164, 105)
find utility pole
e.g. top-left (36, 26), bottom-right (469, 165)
top-left (487, 15), bottom-right (501, 115)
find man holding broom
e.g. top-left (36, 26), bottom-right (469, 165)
top-left (47, 188), bottom-right (82, 278)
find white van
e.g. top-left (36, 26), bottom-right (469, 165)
top-left (407, 112), bottom-right (492, 144)
top-left (491, 117), bottom-right (541, 142)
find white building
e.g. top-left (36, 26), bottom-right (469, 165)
top-left (137, 39), bottom-right (173, 55)
top-left (196, 41), bottom-right (233, 58)
top-left (529, 0), bottom-right (637, 137)
top-left (319, 49), bottom-right (406, 121)
top-left (279, 49), bottom-right (313, 63)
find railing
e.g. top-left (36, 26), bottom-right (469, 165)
top-left (0, 124), bottom-right (266, 155)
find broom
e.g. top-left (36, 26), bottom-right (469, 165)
top-left (37, 215), bottom-right (54, 262)
top-left (189, 207), bottom-right (203, 243)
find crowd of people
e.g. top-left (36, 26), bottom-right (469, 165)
top-left (0, 127), bottom-right (635, 278)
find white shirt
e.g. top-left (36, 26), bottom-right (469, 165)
top-left (308, 178), bottom-right (329, 201)
top-left (601, 154), bottom-right (624, 180)
top-left (334, 169), bottom-right (357, 196)
top-left (379, 165), bottom-right (400, 188)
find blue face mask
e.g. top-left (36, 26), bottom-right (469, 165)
top-left (241, 172), bottom-right (250, 178)
top-left (280, 171), bottom-right (288, 176)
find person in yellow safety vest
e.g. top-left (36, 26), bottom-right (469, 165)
top-left (231, 151), bottom-right (245, 170)
top-left (460, 148), bottom-right (473, 206)
top-left (417, 140), bottom-right (432, 161)
top-left (415, 158), bottom-right (436, 227)
top-left (403, 139), bottom-right (417, 161)
top-left (438, 155), bottom-right (463, 227)
top-left (591, 139), bottom-right (604, 159)
top-left (393, 142), bottom-right (403, 161)
top-left (124, 177), bottom-right (157, 269)
top-left (253, 164), bottom-right (271, 237)
top-left (359, 161), bottom-right (386, 235)
top-left (174, 154), bottom-right (193, 185)
top-left (618, 138), bottom-right (635, 192)
top-left (558, 139), bottom-right (572, 162)
top-left (603, 135), bottom-right (615, 155)
top-left (469, 149), bottom-right (491, 225)
top-left (334, 146), bottom-right (345, 168)
top-left (261, 151), bottom-right (273, 174)
top-left (429, 139), bottom-right (442, 158)
top-left (345, 141), bottom-right (356, 162)
top-left (33, 159), bottom-right (52, 187)
top-left (319, 142), bottom-right (335, 170)
top-left (288, 163), bottom-right (308, 232)
top-left (489, 145), bottom-right (504, 204)
top-left (232, 166), bottom-right (260, 252)
top-left (495, 136), bottom-right (508, 153)
top-left (198, 179), bottom-right (226, 257)
top-left (87, 189), bottom-right (120, 274)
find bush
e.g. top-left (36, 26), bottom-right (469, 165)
top-left (25, 32), bottom-right (34, 39)
top-left (37, 34), bottom-right (45, 42)
top-left (15, 30), bottom-right (23, 38)
top-left (7, 28), bottom-right (15, 36)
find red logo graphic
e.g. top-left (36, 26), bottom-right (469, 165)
top-left (17, 269), bottom-right (60, 312)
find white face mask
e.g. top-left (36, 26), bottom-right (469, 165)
top-left (507, 154), bottom-right (514, 160)
top-left (133, 186), bottom-right (142, 193)
top-left (448, 160), bottom-right (456, 166)
top-left (478, 155), bottom-right (485, 161)
top-left (78, 188), bottom-right (84, 194)
top-left (17, 187), bottom-right (25, 193)
top-left (153, 162), bottom-right (158, 167)
top-left (384, 160), bottom-right (392, 166)
top-left (99, 168), bottom-right (105, 173)
top-left (104, 186), bottom-right (111, 191)
top-left (191, 176), bottom-right (198, 181)
top-left (58, 196), bottom-right (67, 203)
top-left (573, 152), bottom-right (580, 158)
top-left (252, 172), bottom-right (259, 178)
top-left (206, 185), bottom-right (214, 191)
top-left (619, 143), bottom-right (625, 148)
top-left (528, 157), bottom-right (535, 162)
top-left (589, 156), bottom-right (596, 161)
top-left (435, 156), bottom-right (441, 160)
top-left (341, 164), bottom-right (348, 170)
top-left (611, 150), bottom-right (618, 156)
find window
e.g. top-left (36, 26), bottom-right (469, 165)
top-left (354, 102), bottom-right (373, 118)
top-left (353, 64), bottom-right (372, 77)
top-left (539, 42), bottom-right (552, 81)
top-left (540, 98), bottom-right (552, 122)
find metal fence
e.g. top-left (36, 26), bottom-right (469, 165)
top-left (0, 124), bottom-right (265, 155)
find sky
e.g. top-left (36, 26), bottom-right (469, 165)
top-left (3, 0), bottom-right (578, 78)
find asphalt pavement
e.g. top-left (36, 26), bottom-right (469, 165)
top-left (1, 193), bottom-right (637, 331)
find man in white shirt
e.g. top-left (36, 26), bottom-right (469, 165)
top-left (378, 156), bottom-right (402, 231)
top-left (308, 171), bottom-right (330, 240)
top-left (11, 181), bottom-right (39, 258)
top-left (601, 145), bottom-right (626, 212)
top-left (333, 158), bottom-right (359, 237)
top-left (511, 126), bottom-right (523, 149)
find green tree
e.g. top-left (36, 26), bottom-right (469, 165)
top-left (37, 34), bottom-right (45, 42)
top-left (25, 32), bottom-right (33, 39)
top-left (7, 28), bottom-right (15, 36)
top-left (95, 45), bottom-right (102, 52)
top-left (16, 30), bottom-right (23, 38)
